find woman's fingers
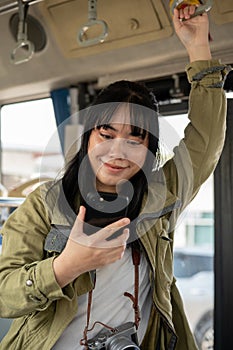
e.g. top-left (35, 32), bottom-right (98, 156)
top-left (174, 5), bottom-right (198, 23)
top-left (106, 228), bottom-right (130, 249)
top-left (69, 206), bottom-right (130, 248)
top-left (182, 5), bottom-right (196, 20)
top-left (69, 206), bottom-right (85, 238)
top-left (86, 218), bottom-right (130, 248)
top-left (92, 218), bottom-right (130, 240)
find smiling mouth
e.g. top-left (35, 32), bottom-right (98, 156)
top-left (104, 162), bottom-right (128, 171)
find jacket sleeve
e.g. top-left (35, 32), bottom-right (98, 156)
top-left (163, 59), bottom-right (231, 216)
top-left (0, 185), bottom-right (75, 318)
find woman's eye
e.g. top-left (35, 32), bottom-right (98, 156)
top-left (99, 132), bottom-right (112, 140)
top-left (127, 139), bottom-right (142, 146)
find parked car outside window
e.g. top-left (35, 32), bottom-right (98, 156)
top-left (174, 247), bottom-right (214, 350)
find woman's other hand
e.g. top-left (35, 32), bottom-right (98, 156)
top-left (173, 6), bottom-right (212, 62)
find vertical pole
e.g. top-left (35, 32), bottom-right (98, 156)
top-left (0, 106), bottom-right (2, 184)
top-left (214, 98), bottom-right (233, 350)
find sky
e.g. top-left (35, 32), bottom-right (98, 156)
top-left (1, 98), bottom-right (61, 153)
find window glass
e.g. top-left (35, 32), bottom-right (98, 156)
top-left (226, 92), bottom-right (233, 99)
top-left (161, 113), bottom-right (214, 350)
top-left (174, 252), bottom-right (213, 278)
top-left (160, 114), bottom-right (214, 249)
top-left (0, 98), bottom-right (64, 192)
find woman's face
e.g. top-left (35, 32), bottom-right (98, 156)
top-left (87, 105), bottom-right (149, 193)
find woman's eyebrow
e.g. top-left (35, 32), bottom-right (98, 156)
top-left (101, 124), bottom-right (145, 137)
top-left (101, 124), bottom-right (117, 131)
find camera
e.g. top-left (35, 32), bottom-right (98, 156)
top-left (87, 322), bottom-right (140, 350)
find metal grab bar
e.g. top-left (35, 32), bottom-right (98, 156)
top-left (77, 0), bottom-right (108, 47)
top-left (0, 0), bottom-right (42, 16)
top-left (170, 0), bottom-right (213, 19)
top-left (10, 0), bottom-right (35, 64)
top-left (0, 197), bottom-right (25, 228)
top-left (0, 197), bottom-right (25, 208)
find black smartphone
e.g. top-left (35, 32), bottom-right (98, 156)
top-left (83, 191), bottom-right (129, 237)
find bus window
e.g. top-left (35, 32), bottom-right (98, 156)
top-left (161, 113), bottom-right (214, 350)
top-left (0, 98), bottom-right (64, 193)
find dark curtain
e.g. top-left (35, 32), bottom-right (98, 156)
top-left (214, 97), bottom-right (233, 350)
top-left (50, 88), bottom-right (70, 153)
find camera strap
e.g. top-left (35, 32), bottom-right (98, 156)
top-left (80, 245), bottom-right (141, 348)
top-left (124, 244), bottom-right (141, 329)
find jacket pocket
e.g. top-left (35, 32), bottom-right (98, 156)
top-left (2, 305), bottom-right (55, 350)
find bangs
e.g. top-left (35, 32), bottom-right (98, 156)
top-left (129, 102), bottom-right (152, 138)
top-left (96, 123), bottom-right (148, 140)
top-left (88, 102), bottom-right (156, 139)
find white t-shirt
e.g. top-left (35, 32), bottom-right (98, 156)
top-left (52, 247), bottom-right (152, 349)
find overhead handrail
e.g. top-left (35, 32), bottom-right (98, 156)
top-left (0, 197), bottom-right (25, 226)
top-left (0, 197), bottom-right (25, 208)
top-left (8, 177), bottom-right (51, 197)
top-left (77, 0), bottom-right (108, 47)
top-left (10, 0), bottom-right (35, 64)
top-left (170, 0), bottom-right (213, 19)
top-left (0, 0), bottom-right (41, 16)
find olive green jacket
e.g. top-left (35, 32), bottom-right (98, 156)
top-left (0, 60), bottom-right (231, 350)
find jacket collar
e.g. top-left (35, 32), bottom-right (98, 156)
top-left (137, 169), bottom-right (181, 223)
top-left (44, 169), bottom-right (181, 227)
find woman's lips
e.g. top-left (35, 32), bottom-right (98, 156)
top-left (103, 162), bottom-right (128, 172)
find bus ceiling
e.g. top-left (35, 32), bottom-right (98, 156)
top-left (0, 0), bottom-right (233, 104)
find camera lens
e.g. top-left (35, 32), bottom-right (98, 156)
top-left (108, 336), bottom-right (140, 350)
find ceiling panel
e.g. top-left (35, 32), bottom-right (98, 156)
top-left (39, 0), bottom-right (173, 58)
top-left (211, 0), bottom-right (233, 24)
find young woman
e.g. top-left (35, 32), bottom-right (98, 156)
top-left (0, 7), bottom-right (231, 350)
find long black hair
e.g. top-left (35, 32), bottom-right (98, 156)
top-left (62, 80), bottom-right (159, 221)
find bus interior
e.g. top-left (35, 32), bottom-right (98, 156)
top-left (0, 1), bottom-right (233, 349)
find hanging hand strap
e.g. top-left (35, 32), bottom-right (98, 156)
top-left (77, 0), bottom-right (108, 47)
top-left (10, 0), bottom-right (35, 64)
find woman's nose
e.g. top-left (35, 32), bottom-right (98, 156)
top-left (108, 138), bottom-right (126, 158)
